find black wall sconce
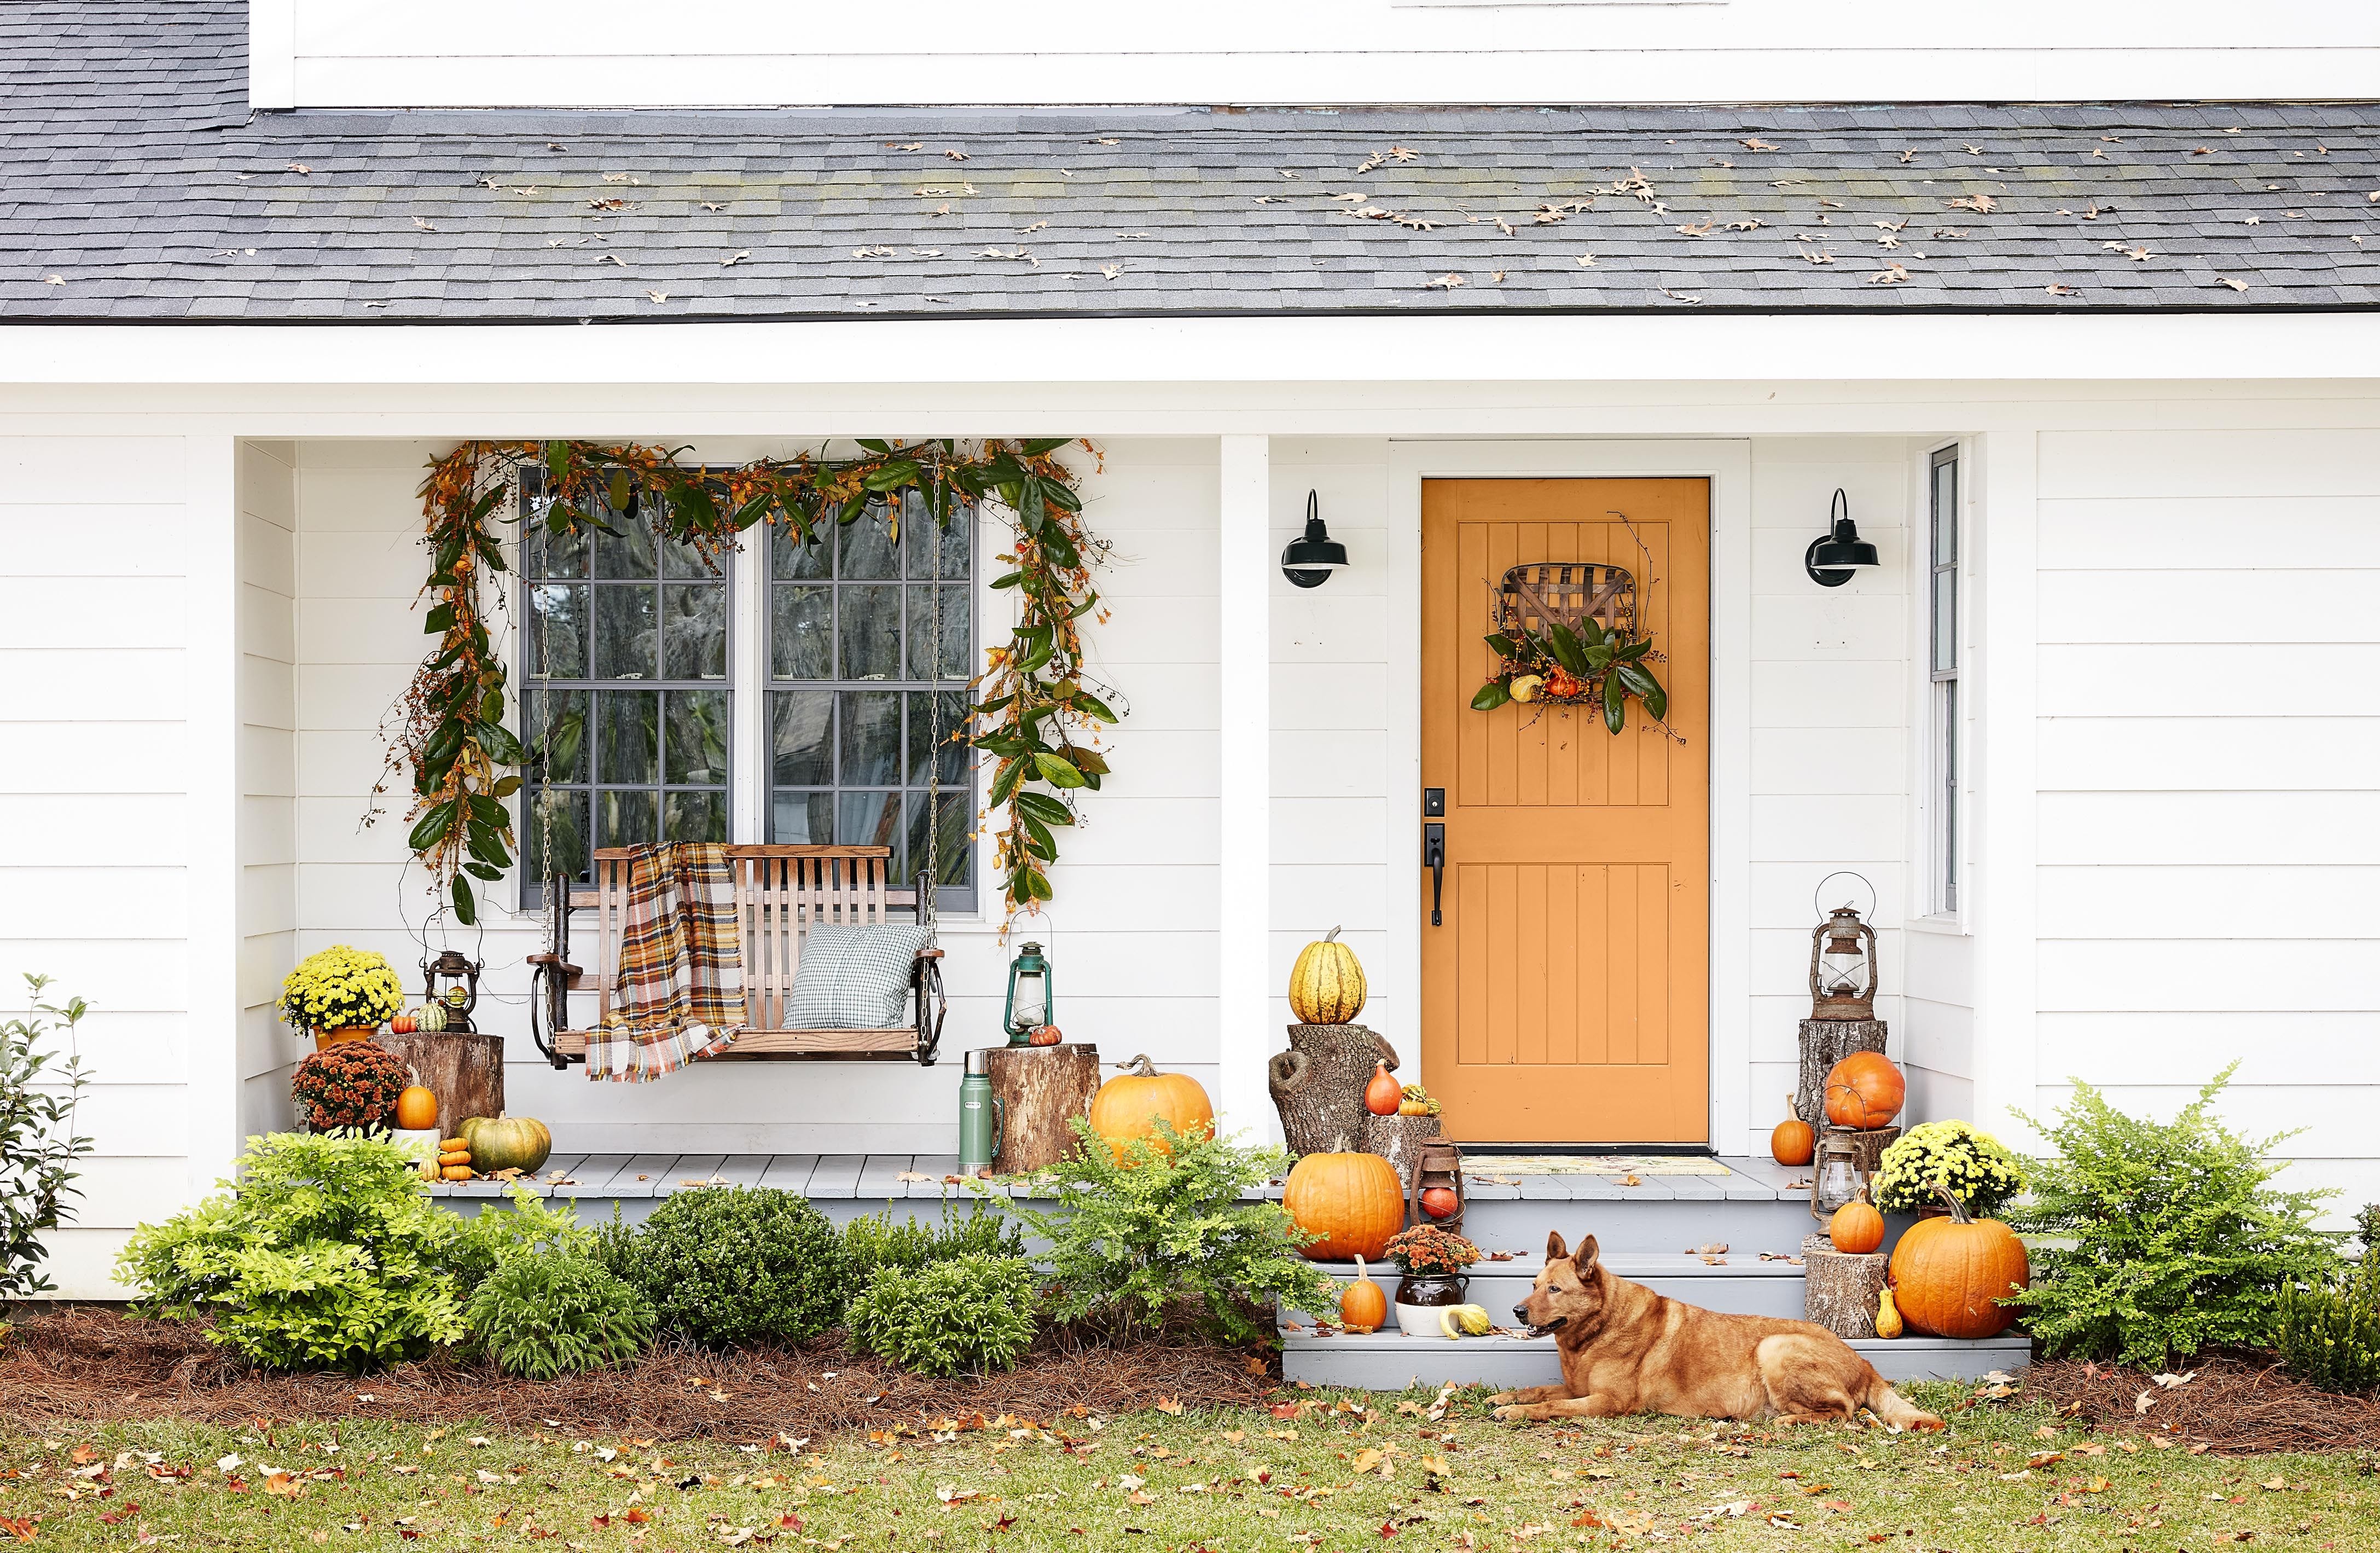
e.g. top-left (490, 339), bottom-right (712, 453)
top-left (1281, 490), bottom-right (1351, 588)
top-left (1804, 488), bottom-right (1881, 588)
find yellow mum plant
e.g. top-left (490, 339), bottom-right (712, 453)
top-left (278, 946), bottom-right (405, 1034)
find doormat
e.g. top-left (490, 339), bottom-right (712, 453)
top-left (1471, 1155), bottom-right (1733, 1177)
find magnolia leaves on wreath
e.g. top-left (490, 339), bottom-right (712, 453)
top-left (1470, 613), bottom-right (1669, 735)
top-left (397, 437), bottom-right (1108, 931)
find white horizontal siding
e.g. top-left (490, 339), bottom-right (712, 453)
top-left (2035, 427), bottom-right (2380, 1221)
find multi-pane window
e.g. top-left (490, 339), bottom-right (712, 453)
top-left (516, 480), bottom-right (976, 911)
top-left (768, 491), bottom-right (976, 910)
top-left (519, 493), bottom-right (733, 898)
top-left (1928, 446), bottom-right (1960, 915)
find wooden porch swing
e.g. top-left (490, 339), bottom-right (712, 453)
top-left (529, 845), bottom-right (948, 1067)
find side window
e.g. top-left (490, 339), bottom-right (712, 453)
top-left (519, 484), bottom-right (732, 900)
top-left (1928, 446), bottom-right (1960, 915)
top-left (767, 491), bottom-right (976, 911)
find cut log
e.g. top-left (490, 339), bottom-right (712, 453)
top-left (1801, 1233), bottom-right (1890, 1340)
top-left (1821, 1125), bottom-right (1903, 1179)
top-left (984, 1043), bottom-right (1102, 1177)
top-left (376, 1031), bottom-right (503, 1135)
top-left (1361, 1111), bottom-right (1441, 1183)
top-left (1794, 1018), bottom-right (1889, 1129)
top-left (1268, 1024), bottom-right (1400, 1159)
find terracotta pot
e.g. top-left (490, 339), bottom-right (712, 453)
top-left (314, 1025), bottom-right (377, 1052)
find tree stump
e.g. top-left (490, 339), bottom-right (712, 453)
top-left (984, 1043), bottom-right (1101, 1177)
top-left (1268, 1023), bottom-right (1400, 1158)
top-left (1821, 1125), bottom-right (1903, 1179)
top-left (1801, 1233), bottom-right (1889, 1340)
top-left (1362, 1111), bottom-right (1441, 1180)
top-left (1795, 1018), bottom-right (1889, 1129)
top-left (375, 1031), bottom-right (503, 1135)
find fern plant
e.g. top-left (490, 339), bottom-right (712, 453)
top-left (846, 1254), bottom-right (1038, 1378)
top-left (2009, 1065), bottom-right (2336, 1367)
top-left (994, 1120), bottom-right (1337, 1345)
top-left (465, 1253), bottom-right (655, 1379)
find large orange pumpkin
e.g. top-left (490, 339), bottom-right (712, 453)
top-left (1888, 1187), bottom-right (2029, 1340)
top-left (1088, 1054), bottom-right (1214, 1157)
top-left (1824, 1051), bottom-right (1906, 1130)
top-left (1283, 1144), bottom-right (1404, 1262)
top-left (1338, 1255), bottom-right (1388, 1333)
top-left (1828, 1187), bottom-right (1885, 1255)
top-left (394, 1085), bottom-right (439, 1132)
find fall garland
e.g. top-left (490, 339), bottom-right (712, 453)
top-left (381, 438), bottom-right (1110, 930)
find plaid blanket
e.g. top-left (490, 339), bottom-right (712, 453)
top-left (585, 842), bottom-right (744, 1082)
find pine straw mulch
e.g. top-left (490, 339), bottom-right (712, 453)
top-left (2026, 1351), bottom-right (2380, 1456)
top-left (0, 1307), bottom-right (1275, 1441)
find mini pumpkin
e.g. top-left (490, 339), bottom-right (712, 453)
top-left (1288, 928), bottom-right (1367, 1025)
top-left (1824, 1051), bottom-right (1906, 1130)
top-left (1363, 1061), bottom-right (1402, 1117)
top-left (394, 1085), bottom-right (439, 1132)
top-left (1283, 1141), bottom-right (1404, 1262)
top-left (1829, 1186), bottom-right (1885, 1255)
top-left (1339, 1255), bottom-right (1388, 1333)
top-left (1088, 1054), bottom-right (1214, 1157)
top-left (1771, 1093), bottom-right (1816, 1166)
top-left (1888, 1187), bottom-right (2030, 1340)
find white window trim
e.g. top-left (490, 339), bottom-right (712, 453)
top-left (1908, 436), bottom-right (1969, 935)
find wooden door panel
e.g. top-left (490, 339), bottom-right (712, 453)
top-left (1421, 478), bottom-right (1710, 1145)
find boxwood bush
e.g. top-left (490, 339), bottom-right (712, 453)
top-left (619, 1186), bottom-right (845, 1347)
top-left (847, 1253), bottom-right (1038, 1377)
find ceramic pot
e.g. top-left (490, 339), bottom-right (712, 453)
top-left (314, 1025), bottom-right (376, 1052)
top-left (1393, 1271), bottom-right (1468, 1337)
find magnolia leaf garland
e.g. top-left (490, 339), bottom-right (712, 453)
top-left (384, 437), bottom-right (1111, 929)
top-left (1471, 615), bottom-right (1671, 736)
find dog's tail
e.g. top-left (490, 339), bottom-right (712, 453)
top-left (1862, 1373), bottom-right (1945, 1432)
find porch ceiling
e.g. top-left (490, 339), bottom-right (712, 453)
top-left (4, 2), bottom-right (2377, 325)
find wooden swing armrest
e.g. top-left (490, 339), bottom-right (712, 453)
top-left (915, 947), bottom-right (945, 961)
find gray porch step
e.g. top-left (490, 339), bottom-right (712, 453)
top-left (1281, 1326), bottom-right (2029, 1388)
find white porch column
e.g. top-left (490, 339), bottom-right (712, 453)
top-left (1970, 430), bottom-right (2041, 1148)
top-left (187, 436), bottom-right (243, 1195)
top-left (1216, 435), bottom-right (1273, 1142)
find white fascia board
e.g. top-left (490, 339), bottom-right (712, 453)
top-left (5, 313), bottom-right (2380, 391)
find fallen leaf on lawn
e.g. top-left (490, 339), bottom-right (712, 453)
top-left (936, 1485), bottom-right (980, 1504)
top-left (264, 1472), bottom-right (304, 1498)
top-left (1154, 1397), bottom-right (1183, 1416)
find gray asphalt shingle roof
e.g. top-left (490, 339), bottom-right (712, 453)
top-left (4, 1), bottom-right (2377, 322)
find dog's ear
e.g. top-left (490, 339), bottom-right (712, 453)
top-left (1572, 1233), bottom-right (1600, 1269)
top-left (1543, 1230), bottom-right (1569, 1263)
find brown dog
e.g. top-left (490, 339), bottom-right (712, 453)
top-left (1488, 1231), bottom-right (1943, 1429)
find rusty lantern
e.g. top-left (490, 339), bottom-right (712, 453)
top-left (1807, 902), bottom-right (1878, 1022)
top-left (422, 949), bottom-right (480, 1034)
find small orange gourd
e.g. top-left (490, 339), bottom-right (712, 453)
top-left (1824, 1051), bottom-right (1907, 1130)
top-left (1771, 1093), bottom-right (1815, 1166)
top-left (1088, 1054), bottom-right (1215, 1157)
top-left (394, 1085), bottom-right (439, 1132)
top-left (1363, 1062), bottom-right (1402, 1117)
top-left (1339, 1255), bottom-right (1388, 1333)
top-left (1283, 1140), bottom-right (1405, 1262)
top-left (1828, 1186), bottom-right (1885, 1255)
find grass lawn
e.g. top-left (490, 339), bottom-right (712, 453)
top-left (8, 1381), bottom-right (2374, 1552)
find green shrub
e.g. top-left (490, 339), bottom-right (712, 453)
top-left (2009, 1065), bottom-right (2336, 1367)
top-left (842, 1201), bottom-right (1024, 1283)
top-left (586, 1204), bottom-right (641, 1285)
top-left (1870, 1120), bottom-right (2026, 1220)
top-left (2276, 1264), bottom-right (2380, 1395)
top-left (465, 1252), bottom-right (656, 1379)
top-left (995, 1120), bottom-right (1337, 1345)
top-left (0, 975), bottom-right (94, 1299)
top-left (115, 1132), bottom-right (465, 1372)
top-left (619, 1186), bottom-right (844, 1347)
top-left (449, 1187), bottom-right (592, 1293)
top-left (846, 1254), bottom-right (1038, 1377)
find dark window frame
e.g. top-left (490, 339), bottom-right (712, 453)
top-left (1928, 445), bottom-right (1960, 916)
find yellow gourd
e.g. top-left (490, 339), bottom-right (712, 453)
top-left (1876, 1285), bottom-right (1905, 1340)
top-left (1288, 928), bottom-right (1367, 1025)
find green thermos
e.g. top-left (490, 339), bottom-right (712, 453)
top-left (958, 1048), bottom-right (1004, 1177)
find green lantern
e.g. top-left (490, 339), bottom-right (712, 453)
top-left (1002, 941), bottom-right (1052, 1046)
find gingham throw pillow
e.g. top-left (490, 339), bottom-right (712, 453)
top-left (785, 923), bottom-right (928, 1029)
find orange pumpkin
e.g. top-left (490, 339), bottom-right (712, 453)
top-left (1363, 1062), bottom-right (1402, 1117)
top-left (1283, 1144), bottom-right (1404, 1262)
top-left (1338, 1255), bottom-right (1388, 1333)
top-left (394, 1085), bottom-right (439, 1132)
top-left (1771, 1094), bottom-right (1816, 1166)
top-left (1888, 1187), bottom-right (2030, 1340)
top-left (1824, 1051), bottom-right (1906, 1130)
top-left (1419, 1186), bottom-right (1460, 1220)
top-left (1088, 1054), bottom-right (1215, 1157)
top-left (1828, 1187), bottom-right (1885, 1255)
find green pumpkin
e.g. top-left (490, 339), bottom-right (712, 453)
top-left (458, 1115), bottom-right (552, 1174)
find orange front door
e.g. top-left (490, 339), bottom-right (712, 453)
top-left (1419, 479), bottom-right (1711, 1145)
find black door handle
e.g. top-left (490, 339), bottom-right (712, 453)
top-left (1423, 822), bottom-right (1446, 926)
